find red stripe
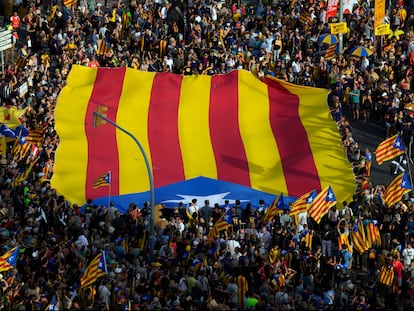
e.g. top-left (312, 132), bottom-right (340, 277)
top-left (209, 72), bottom-right (250, 186)
top-left (85, 68), bottom-right (125, 199)
top-left (148, 73), bottom-right (184, 188)
top-left (309, 189), bottom-right (328, 217)
top-left (264, 78), bottom-right (321, 197)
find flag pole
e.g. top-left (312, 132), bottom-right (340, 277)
top-left (338, 0), bottom-right (344, 54)
top-left (93, 111), bottom-right (156, 262)
top-left (404, 148), bottom-right (414, 195)
top-left (107, 171), bottom-right (111, 208)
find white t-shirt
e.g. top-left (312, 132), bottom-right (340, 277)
top-left (403, 247), bottom-right (414, 266)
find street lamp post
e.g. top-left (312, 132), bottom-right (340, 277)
top-left (93, 111), bottom-right (156, 262)
top-left (339, 0), bottom-right (344, 54)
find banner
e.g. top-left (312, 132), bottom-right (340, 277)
top-left (53, 66), bottom-right (356, 207)
top-left (326, 0), bottom-right (339, 18)
top-left (374, 0), bottom-right (386, 27)
top-left (330, 22), bottom-right (348, 34)
top-left (375, 23), bottom-right (391, 36)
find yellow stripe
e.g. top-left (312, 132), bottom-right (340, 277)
top-left (117, 69), bottom-right (155, 194)
top-left (52, 66), bottom-right (97, 204)
top-left (178, 75), bottom-right (217, 179)
top-left (238, 71), bottom-right (287, 193)
top-left (282, 82), bottom-right (355, 203)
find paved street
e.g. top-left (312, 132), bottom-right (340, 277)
top-left (343, 105), bottom-right (413, 188)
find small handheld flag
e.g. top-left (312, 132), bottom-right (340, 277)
top-left (93, 171), bottom-right (111, 189)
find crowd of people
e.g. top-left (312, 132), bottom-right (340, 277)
top-left (1, 0), bottom-right (414, 309)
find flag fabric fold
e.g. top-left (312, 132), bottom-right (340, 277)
top-left (0, 124), bottom-right (17, 138)
top-left (366, 220), bottom-right (381, 247)
top-left (11, 161), bottom-right (36, 187)
top-left (382, 172), bottom-right (412, 207)
top-left (352, 217), bottom-right (369, 254)
top-left (53, 66), bottom-right (356, 207)
top-left (80, 251), bottom-right (107, 288)
top-left (379, 265), bottom-right (395, 286)
top-left (93, 171), bottom-right (111, 189)
top-left (0, 107), bottom-right (27, 128)
top-left (208, 208), bottom-right (233, 238)
top-left (308, 186), bottom-right (337, 224)
top-left (0, 247), bottom-right (19, 272)
top-left (299, 11), bottom-right (313, 30)
top-left (290, 189), bottom-right (316, 216)
top-left (97, 39), bottom-right (113, 56)
top-left (263, 197), bottom-right (278, 224)
top-left (0, 136), bottom-right (6, 155)
top-left (47, 293), bottom-right (58, 311)
top-left (325, 43), bottom-right (338, 60)
top-left (375, 134), bottom-right (405, 165)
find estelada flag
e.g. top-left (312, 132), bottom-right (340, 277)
top-left (352, 216), bottom-right (369, 254)
top-left (289, 189), bottom-right (316, 216)
top-left (52, 66), bottom-right (356, 205)
top-left (375, 134), bottom-right (405, 165)
top-left (382, 172), bottom-right (412, 207)
top-left (308, 186), bottom-right (337, 224)
top-left (379, 265), bottom-right (394, 286)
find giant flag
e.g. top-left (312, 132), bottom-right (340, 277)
top-left (382, 172), bottom-right (412, 207)
top-left (52, 66), bottom-right (356, 207)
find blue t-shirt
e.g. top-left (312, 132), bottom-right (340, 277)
top-left (341, 249), bottom-right (352, 268)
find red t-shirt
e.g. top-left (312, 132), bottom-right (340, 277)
top-left (393, 260), bottom-right (404, 278)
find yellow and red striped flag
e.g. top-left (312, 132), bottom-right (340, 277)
top-left (48, 5), bottom-right (58, 22)
top-left (264, 193), bottom-right (287, 224)
top-left (236, 274), bottom-right (248, 309)
top-left (299, 11), bottom-right (313, 25)
top-left (264, 197), bottom-right (278, 224)
top-left (97, 39), bottom-right (113, 56)
top-left (304, 230), bottom-right (313, 250)
top-left (379, 265), bottom-right (395, 286)
top-left (63, 0), bottom-right (77, 7)
top-left (325, 42), bottom-right (338, 60)
top-left (0, 247), bottom-right (19, 272)
top-left (366, 220), bottom-right (381, 247)
top-left (208, 209), bottom-right (233, 238)
top-left (80, 251), bottom-right (107, 288)
top-left (11, 161), bottom-right (35, 187)
top-left (289, 189), bottom-right (316, 216)
top-left (25, 128), bottom-right (43, 145)
top-left (0, 135), bottom-right (6, 155)
top-left (352, 217), bottom-right (369, 254)
top-left (375, 134), bottom-right (405, 165)
top-left (338, 232), bottom-right (352, 253)
top-left (93, 171), bottom-right (111, 189)
top-left (308, 186), bottom-right (337, 224)
top-left (52, 66), bottom-right (356, 205)
top-left (382, 172), bottom-right (412, 207)
top-left (299, 11), bottom-right (313, 30)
